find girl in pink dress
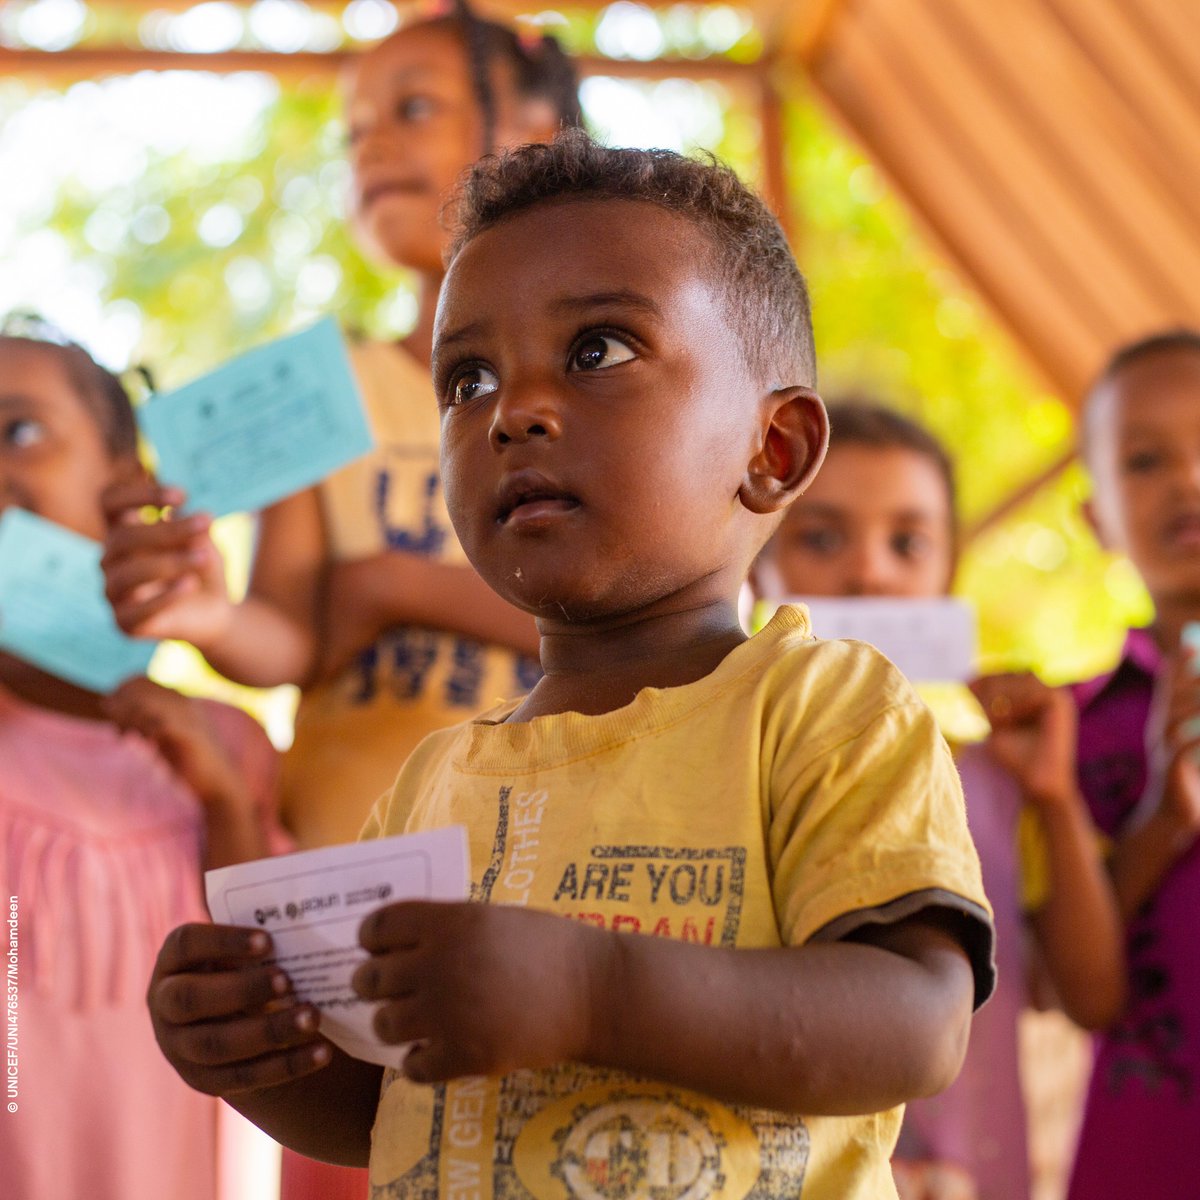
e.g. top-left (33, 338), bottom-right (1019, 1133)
top-left (0, 320), bottom-right (282, 1200)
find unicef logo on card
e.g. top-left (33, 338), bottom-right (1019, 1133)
top-left (251, 882), bottom-right (393, 926)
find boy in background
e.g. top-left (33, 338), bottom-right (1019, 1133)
top-left (145, 133), bottom-right (995, 1200)
top-left (1068, 330), bottom-right (1200, 1199)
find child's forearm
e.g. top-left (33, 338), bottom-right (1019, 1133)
top-left (224, 1047), bottom-right (383, 1167)
top-left (200, 791), bottom-right (270, 871)
top-left (582, 917), bottom-right (974, 1114)
top-left (321, 552), bottom-right (540, 680)
top-left (1111, 806), bottom-right (1198, 920)
top-left (199, 595), bottom-right (319, 688)
top-left (1028, 796), bottom-right (1126, 1028)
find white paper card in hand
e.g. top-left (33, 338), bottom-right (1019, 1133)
top-left (794, 596), bottom-right (976, 683)
top-left (205, 827), bottom-right (469, 1067)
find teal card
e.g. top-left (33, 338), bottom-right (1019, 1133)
top-left (138, 317), bottom-right (374, 517)
top-left (1183, 622), bottom-right (1200, 661)
top-left (0, 508), bottom-right (157, 692)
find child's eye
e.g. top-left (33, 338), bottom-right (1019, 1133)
top-left (892, 531), bottom-right (931, 560)
top-left (450, 366), bottom-right (499, 407)
top-left (397, 94), bottom-right (438, 123)
top-left (1125, 450), bottom-right (1163, 473)
top-left (795, 527), bottom-right (842, 554)
top-left (569, 334), bottom-right (636, 373)
top-left (2, 417), bottom-right (45, 449)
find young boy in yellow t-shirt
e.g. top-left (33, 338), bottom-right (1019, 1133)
top-left (145, 132), bottom-right (995, 1200)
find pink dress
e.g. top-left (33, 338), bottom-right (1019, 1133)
top-left (0, 684), bottom-right (279, 1200)
top-left (894, 745), bottom-right (1031, 1200)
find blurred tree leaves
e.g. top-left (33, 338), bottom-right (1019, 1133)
top-left (3, 50), bottom-right (1153, 713)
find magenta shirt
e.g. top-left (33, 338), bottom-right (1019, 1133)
top-left (1069, 630), bottom-right (1200, 1199)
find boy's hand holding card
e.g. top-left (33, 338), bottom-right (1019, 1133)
top-left (205, 827), bottom-right (470, 1068)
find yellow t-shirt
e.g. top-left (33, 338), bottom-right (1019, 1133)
top-left (361, 605), bottom-right (995, 1200)
top-left (280, 340), bottom-right (539, 848)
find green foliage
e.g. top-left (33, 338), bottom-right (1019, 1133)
top-left (780, 94), bottom-right (1149, 680)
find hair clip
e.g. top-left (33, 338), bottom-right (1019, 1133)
top-left (514, 14), bottom-right (548, 53)
top-left (120, 363), bottom-right (158, 404)
top-left (0, 310), bottom-right (73, 346)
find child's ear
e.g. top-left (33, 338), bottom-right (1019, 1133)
top-left (739, 387), bottom-right (829, 515)
top-left (1082, 496), bottom-right (1119, 552)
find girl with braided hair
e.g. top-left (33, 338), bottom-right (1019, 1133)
top-left (100, 6), bottom-right (580, 1196)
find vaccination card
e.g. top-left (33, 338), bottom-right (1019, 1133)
top-left (138, 317), bottom-right (374, 517)
top-left (791, 596), bottom-right (976, 683)
top-left (206, 826), bottom-right (470, 1068)
top-left (0, 507), bottom-right (157, 692)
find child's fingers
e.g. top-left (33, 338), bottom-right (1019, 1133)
top-left (101, 477), bottom-right (188, 523)
top-left (179, 1040), bottom-right (334, 1097)
top-left (371, 995), bottom-right (427, 1046)
top-left (104, 680), bottom-right (187, 739)
top-left (152, 922), bottom-right (272, 979)
top-left (969, 674), bottom-right (1034, 717)
top-left (152, 961), bottom-right (290, 1025)
top-left (103, 512), bottom-right (211, 564)
top-left (104, 553), bottom-right (204, 612)
top-left (358, 900), bottom-right (437, 953)
top-left (351, 949), bottom-right (423, 1001)
top-left (174, 1002), bottom-right (322, 1066)
top-left (401, 1038), bottom-right (464, 1085)
top-left (109, 576), bottom-right (202, 638)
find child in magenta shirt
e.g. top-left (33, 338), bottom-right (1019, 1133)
top-left (1067, 330), bottom-right (1200, 1199)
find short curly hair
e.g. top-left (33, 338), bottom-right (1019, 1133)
top-left (446, 129), bottom-right (815, 387)
top-left (1081, 327), bottom-right (1200, 457)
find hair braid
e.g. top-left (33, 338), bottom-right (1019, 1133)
top-left (451, 0), bottom-right (498, 154)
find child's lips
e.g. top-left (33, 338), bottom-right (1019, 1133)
top-left (501, 495), bottom-right (581, 528)
top-left (1163, 513), bottom-right (1200, 549)
top-left (496, 473), bottom-right (580, 527)
top-left (357, 178), bottom-right (428, 211)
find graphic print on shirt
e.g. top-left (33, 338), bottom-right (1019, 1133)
top-left (375, 455), bottom-right (446, 558)
top-left (347, 452), bottom-right (540, 711)
top-left (371, 790), bottom-right (810, 1200)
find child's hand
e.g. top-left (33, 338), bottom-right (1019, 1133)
top-left (105, 679), bottom-right (270, 868)
top-left (147, 923), bottom-right (331, 1097)
top-left (969, 673), bottom-right (1078, 808)
top-left (101, 473), bottom-right (232, 649)
top-left (1146, 644), bottom-right (1200, 839)
top-left (353, 901), bottom-right (597, 1082)
top-left (892, 1158), bottom-right (979, 1200)
top-left (106, 679), bottom-right (240, 803)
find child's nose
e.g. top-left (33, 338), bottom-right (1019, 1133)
top-left (846, 540), bottom-right (900, 596)
top-left (489, 381), bottom-right (564, 448)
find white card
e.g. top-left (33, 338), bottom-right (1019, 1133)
top-left (784, 596), bottom-right (976, 683)
top-left (205, 827), bottom-right (469, 1067)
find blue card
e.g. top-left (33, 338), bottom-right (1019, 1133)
top-left (138, 317), bottom-right (374, 517)
top-left (1183, 622), bottom-right (1200, 662)
top-left (0, 508), bottom-right (157, 693)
